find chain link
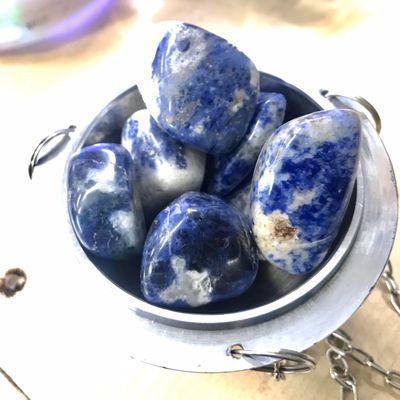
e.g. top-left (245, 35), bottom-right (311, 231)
top-left (326, 333), bottom-right (358, 400)
top-left (382, 261), bottom-right (400, 316)
top-left (339, 378), bottom-right (358, 400)
top-left (326, 328), bottom-right (400, 398)
top-left (386, 371), bottom-right (400, 390)
top-left (326, 259), bottom-right (400, 398)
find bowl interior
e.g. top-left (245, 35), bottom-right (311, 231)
top-left (74, 72), bottom-right (356, 315)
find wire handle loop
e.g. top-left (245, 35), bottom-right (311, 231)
top-left (228, 344), bottom-right (316, 380)
top-left (28, 125), bottom-right (76, 179)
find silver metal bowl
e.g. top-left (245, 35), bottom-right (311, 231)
top-left (58, 72), bottom-right (397, 373)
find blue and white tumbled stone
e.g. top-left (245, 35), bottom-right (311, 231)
top-left (139, 22), bottom-right (259, 155)
top-left (207, 92), bottom-right (286, 196)
top-left (141, 192), bottom-right (259, 308)
top-left (122, 109), bottom-right (206, 220)
top-left (68, 144), bottom-right (146, 260)
top-left (251, 109), bottom-right (361, 275)
top-left (228, 180), bottom-right (252, 224)
top-left (228, 181), bottom-right (267, 262)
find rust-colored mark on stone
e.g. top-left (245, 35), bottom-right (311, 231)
top-left (274, 218), bottom-right (298, 241)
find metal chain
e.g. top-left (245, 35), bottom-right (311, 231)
top-left (326, 260), bottom-right (400, 398)
top-left (326, 330), bottom-right (358, 400)
top-left (382, 261), bottom-right (400, 316)
top-left (326, 326), bottom-right (400, 399)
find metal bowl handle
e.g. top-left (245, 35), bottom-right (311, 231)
top-left (227, 344), bottom-right (316, 380)
top-left (320, 89), bottom-right (382, 134)
top-left (28, 125), bottom-right (76, 179)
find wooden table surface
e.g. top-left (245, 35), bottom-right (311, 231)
top-left (1, 0), bottom-right (399, 399)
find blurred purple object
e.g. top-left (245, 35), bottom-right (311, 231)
top-left (0, 0), bottom-right (114, 52)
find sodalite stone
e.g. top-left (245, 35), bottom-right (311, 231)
top-left (121, 109), bottom-right (206, 221)
top-left (140, 22), bottom-right (259, 155)
top-left (228, 181), bottom-right (252, 224)
top-left (251, 109), bottom-right (361, 275)
top-left (141, 192), bottom-right (259, 308)
top-left (228, 181), bottom-right (267, 262)
top-left (68, 144), bottom-right (146, 260)
top-left (207, 92), bottom-right (286, 196)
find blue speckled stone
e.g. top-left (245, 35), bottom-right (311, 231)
top-left (140, 22), bottom-right (260, 155)
top-left (68, 144), bottom-right (146, 260)
top-left (122, 109), bottom-right (206, 221)
top-left (141, 192), bottom-right (259, 308)
top-left (251, 109), bottom-right (361, 275)
top-left (206, 92), bottom-right (286, 196)
top-left (228, 180), bottom-right (252, 224)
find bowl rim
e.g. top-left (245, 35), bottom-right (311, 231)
top-left (64, 78), bottom-right (364, 330)
top-left (59, 75), bottom-right (397, 373)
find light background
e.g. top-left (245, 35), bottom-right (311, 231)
top-left (0, 0), bottom-right (400, 399)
